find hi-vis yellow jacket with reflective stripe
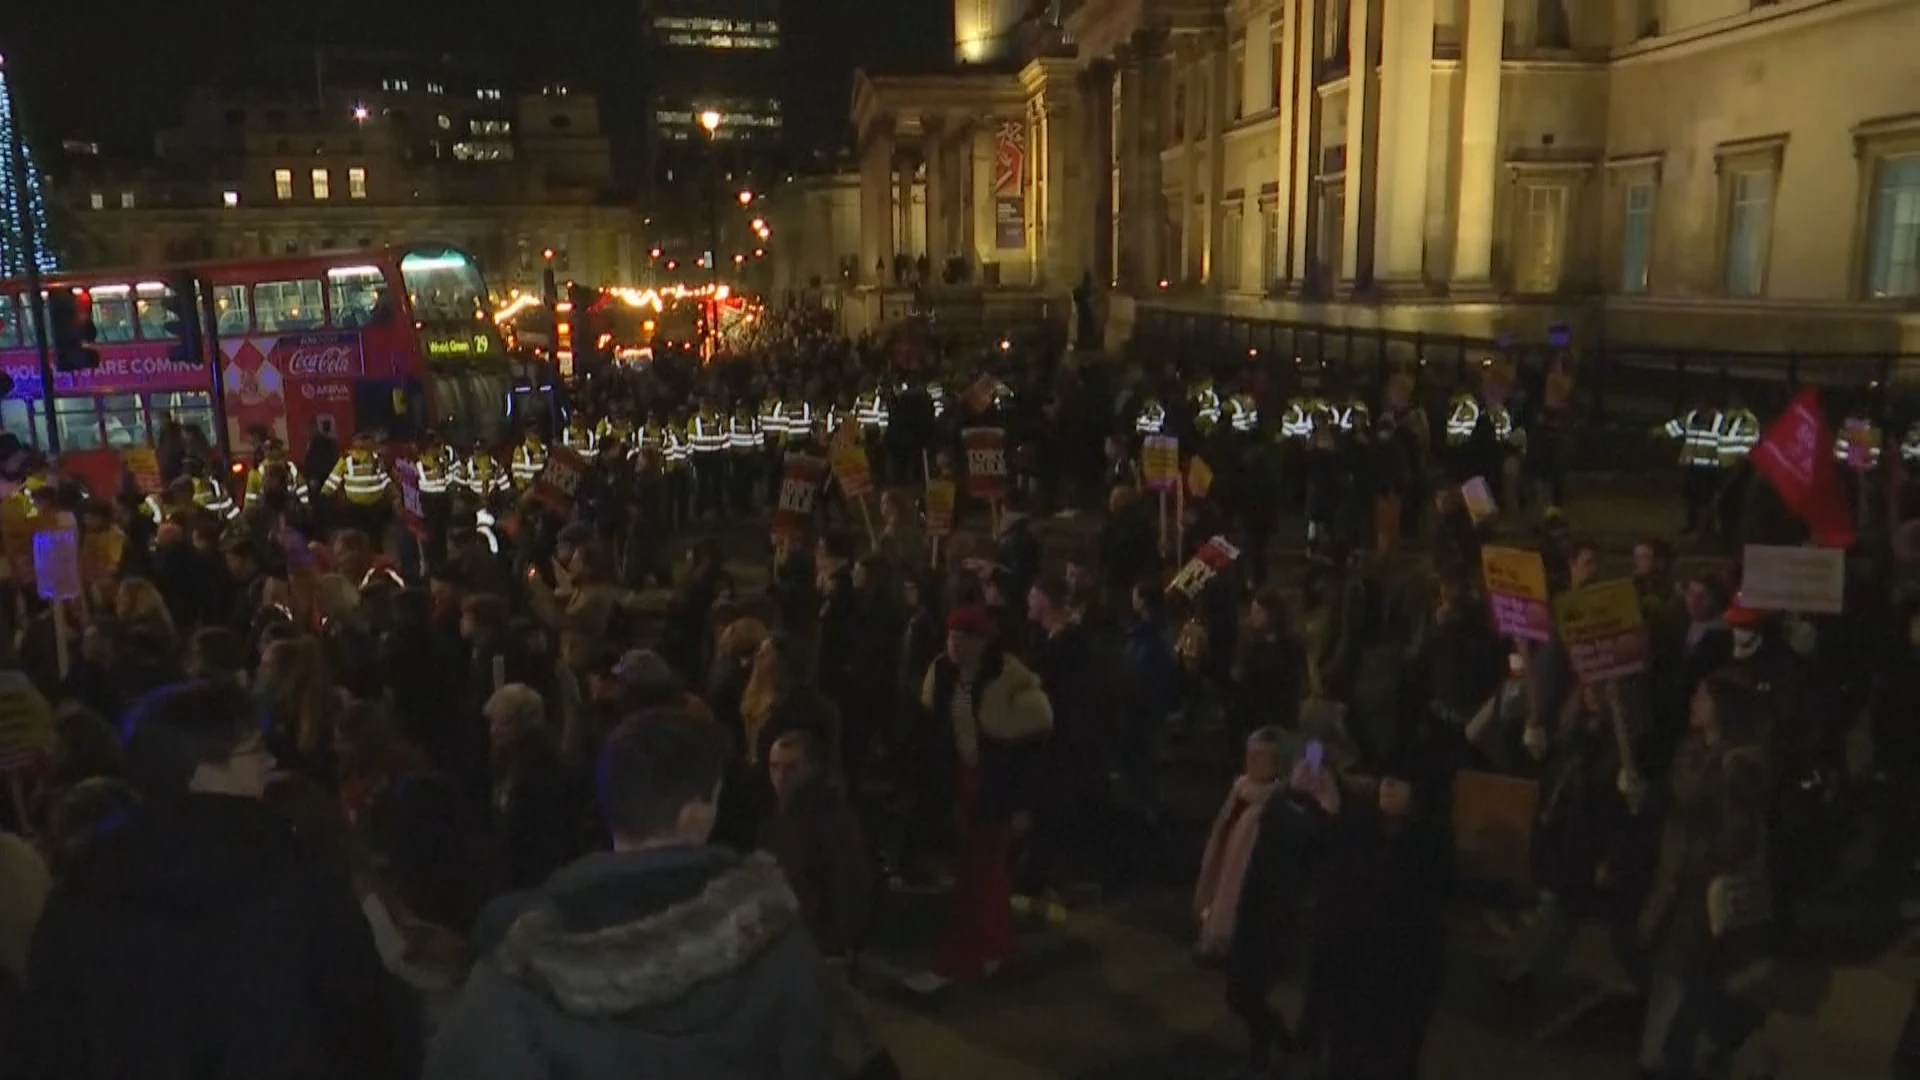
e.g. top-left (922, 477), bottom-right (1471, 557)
top-left (855, 390), bottom-right (889, 433)
top-left (511, 439), bottom-right (548, 487)
top-left (758, 399), bottom-right (786, 444)
top-left (1660, 409), bottom-right (1725, 469)
top-left (412, 444), bottom-right (456, 495)
top-left (454, 452), bottom-right (509, 498)
top-left (688, 412), bottom-right (729, 455)
top-left (1444, 393), bottom-right (1481, 446)
top-left (561, 422), bottom-right (599, 454)
top-left (192, 476), bottom-right (237, 519)
top-left (245, 460), bottom-right (308, 508)
top-left (729, 411), bottom-right (761, 453)
top-left (323, 453), bottom-right (392, 506)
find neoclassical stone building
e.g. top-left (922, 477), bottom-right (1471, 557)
top-left (851, 0), bottom-right (1920, 360)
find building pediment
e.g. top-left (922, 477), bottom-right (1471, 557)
top-left (851, 66), bottom-right (1027, 146)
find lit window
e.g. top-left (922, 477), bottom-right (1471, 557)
top-left (1724, 169), bottom-right (1772, 298)
top-left (348, 168), bottom-right (367, 199)
top-left (120, 192), bottom-right (136, 209)
top-left (1620, 183), bottom-right (1654, 295)
top-left (274, 169), bottom-right (293, 200)
top-left (222, 190), bottom-right (240, 208)
top-left (89, 192), bottom-right (104, 210)
top-left (254, 279), bottom-right (325, 332)
top-left (1866, 156), bottom-right (1920, 299)
top-left (311, 168), bottom-right (331, 200)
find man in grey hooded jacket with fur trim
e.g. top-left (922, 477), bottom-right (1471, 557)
top-left (427, 712), bottom-right (832, 1080)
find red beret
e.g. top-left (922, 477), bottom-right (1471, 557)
top-left (945, 604), bottom-right (993, 637)
top-left (1725, 595), bottom-right (1765, 628)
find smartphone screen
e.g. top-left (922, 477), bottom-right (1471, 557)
top-left (1304, 739), bottom-right (1324, 771)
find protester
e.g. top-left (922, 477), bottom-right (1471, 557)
top-left (21, 679), bottom-right (419, 1079)
top-left (427, 711), bottom-right (832, 1080)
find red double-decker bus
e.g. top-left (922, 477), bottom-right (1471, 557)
top-left (0, 244), bottom-right (524, 493)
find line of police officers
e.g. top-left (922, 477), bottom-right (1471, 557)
top-left (1653, 399), bottom-right (1920, 534)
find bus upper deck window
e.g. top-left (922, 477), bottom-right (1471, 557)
top-left (90, 285), bottom-right (136, 344)
top-left (135, 283), bottom-right (172, 341)
top-left (255, 280), bottom-right (324, 332)
top-left (211, 285), bottom-right (249, 335)
top-left (328, 265), bottom-right (391, 328)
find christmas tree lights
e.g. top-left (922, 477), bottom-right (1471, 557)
top-left (0, 54), bottom-right (58, 279)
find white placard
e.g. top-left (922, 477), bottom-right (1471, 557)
top-left (1740, 544), bottom-right (1844, 615)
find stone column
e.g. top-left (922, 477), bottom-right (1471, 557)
top-left (1178, 38), bottom-right (1203, 283)
top-left (859, 117), bottom-right (895, 286)
top-left (1083, 61), bottom-right (1116, 284)
top-left (1451, 0), bottom-right (1502, 287)
top-left (925, 118), bottom-right (949, 263)
top-left (1273, 0), bottom-right (1301, 286)
top-left (973, 122), bottom-right (1000, 271)
top-left (1375, 0), bottom-right (1434, 284)
top-left (1040, 88), bottom-right (1082, 289)
top-left (1201, 30), bottom-right (1228, 293)
top-left (1115, 44), bottom-right (1143, 289)
top-left (1287, 0), bottom-right (1325, 288)
top-left (1340, 0), bottom-right (1385, 290)
top-left (1122, 26), bottom-right (1169, 292)
top-left (893, 151), bottom-right (908, 260)
top-left (955, 122), bottom-right (978, 265)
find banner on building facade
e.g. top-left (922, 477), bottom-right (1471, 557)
top-left (993, 119), bottom-right (1026, 250)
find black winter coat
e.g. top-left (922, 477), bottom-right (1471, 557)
top-left (21, 794), bottom-right (418, 1080)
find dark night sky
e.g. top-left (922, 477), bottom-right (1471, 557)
top-left (1, 0), bottom-right (945, 166)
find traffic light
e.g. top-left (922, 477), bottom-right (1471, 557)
top-left (45, 288), bottom-right (99, 372)
top-left (161, 274), bottom-right (204, 364)
top-left (567, 285), bottom-right (609, 364)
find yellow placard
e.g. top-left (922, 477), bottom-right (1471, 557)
top-left (122, 447), bottom-right (164, 495)
top-left (925, 478), bottom-right (956, 536)
top-left (1480, 546), bottom-right (1548, 601)
top-left (1186, 456), bottom-right (1214, 498)
top-left (1553, 578), bottom-right (1649, 681)
top-left (1141, 435), bottom-right (1180, 492)
top-left (829, 442), bottom-right (873, 500)
top-left (1554, 579), bottom-right (1643, 642)
top-left (82, 530), bottom-right (126, 583)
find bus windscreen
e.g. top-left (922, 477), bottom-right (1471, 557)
top-left (401, 249), bottom-right (490, 326)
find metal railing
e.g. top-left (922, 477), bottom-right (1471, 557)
top-left (1129, 305), bottom-right (1920, 469)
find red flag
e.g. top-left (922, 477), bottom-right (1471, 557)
top-left (1752, 388), bottom-right (1855, 549)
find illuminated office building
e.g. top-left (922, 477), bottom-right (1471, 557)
top-left (640, 0), bottom-right (785, 160)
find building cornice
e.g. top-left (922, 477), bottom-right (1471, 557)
top-left (1611, 0), bottom-right (1903, 67)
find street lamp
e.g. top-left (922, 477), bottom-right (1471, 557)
top-left (698, 110), bottom-right (725, 347)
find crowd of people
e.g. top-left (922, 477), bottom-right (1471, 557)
top-left (0, 305), bottom-right (1910, 1080)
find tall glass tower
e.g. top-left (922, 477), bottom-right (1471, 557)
top-left (0, 54), bottom-right (58, 278)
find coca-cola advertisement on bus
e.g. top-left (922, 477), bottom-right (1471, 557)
top-left (222, 332), bottom-right (365, 451)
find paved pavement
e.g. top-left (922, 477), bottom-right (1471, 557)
top-left (859, 891), bottom-right (1913, 1080)
top-left (641, 473), bottom-right (1913, 1080)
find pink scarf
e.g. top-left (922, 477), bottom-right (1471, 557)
top-left (1193, 775), bottom-right (1276, 957)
